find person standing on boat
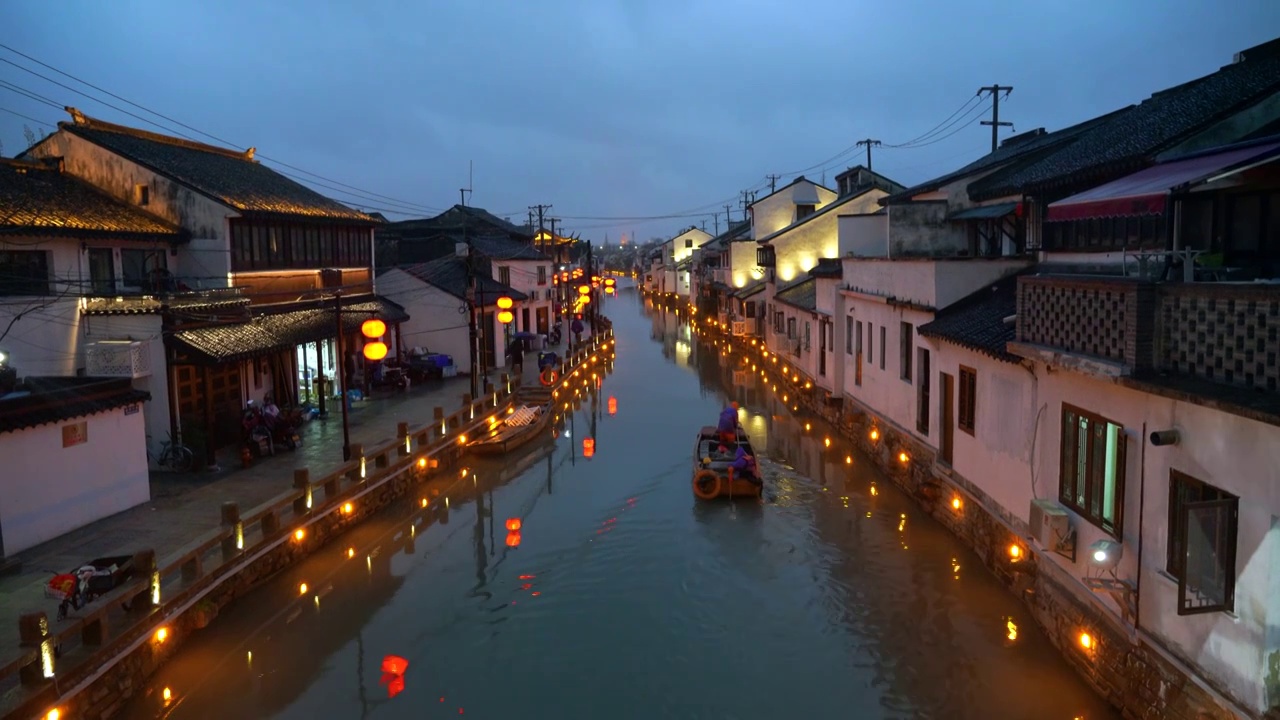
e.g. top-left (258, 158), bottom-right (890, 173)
top-left (717, 401), bottom-right (740, 443)
top-left (731, 445), bottom-right (761, 485)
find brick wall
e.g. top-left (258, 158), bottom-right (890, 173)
top-left (1017, 275), bottom-right (1147, 364)
top-left (1018, 275), bottom-right (1280, 396)
top-left (1160, 284), bottom-right (1280, 394)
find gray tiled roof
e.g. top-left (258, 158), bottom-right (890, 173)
top-left (774, 277), bottom-right (817, 311)
top-left (700, 220), bottom-right (752, 249)
top-left (879, 117), bottom-right (1119, 206)
top-left (970, 48), bottom-right (1280, 200)
top-left (0, 377), bottom-right (151, 435)
top-left (399, 256), bottom-right (528, 303)
top-left (469, 234), bottom-right (549, 261)
top-left (808, 258), bottom-right (842, 278)
top-left (917, 272), bottom-right (1022, 362)
top-left (59, 114), bottom-right (376, 223)
top-left (170, 297), bottom-right (409, 363)
top-left (0, 159), bottom-right (184, 238)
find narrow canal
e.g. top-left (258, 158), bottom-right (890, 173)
top-left (122, 285), bottom-right (1117, 720)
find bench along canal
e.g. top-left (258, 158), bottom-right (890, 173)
top-left (121, 288), bottom-right (1117, 719)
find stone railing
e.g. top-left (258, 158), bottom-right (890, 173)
top-left (1, 328), bottom-right (616, 720)
top-left (1017, 275), bottom-right (1280, 394)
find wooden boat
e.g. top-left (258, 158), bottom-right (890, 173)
top-left (468, 389), bottom-right (554, 457)
top-left (692, 425), bottom-right (763, 501)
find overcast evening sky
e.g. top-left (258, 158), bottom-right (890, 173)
top-left (2, 1), bottom-right (1278, 244)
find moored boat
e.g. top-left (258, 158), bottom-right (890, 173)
top-left (691, 425), bottom-right (763, 501)
top-left (467, 390), bottom-right (554, 456)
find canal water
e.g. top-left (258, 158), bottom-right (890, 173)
top-left (122, 285), bottom-right (1117, 720)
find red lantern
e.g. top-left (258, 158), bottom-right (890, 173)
top-left (506, 531), bottom-right (522, 547)
top-left (506, 518), bottom-right (522, 532)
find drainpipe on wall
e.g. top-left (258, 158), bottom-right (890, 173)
top-left (1134, 421), bottom-right (1146, 634)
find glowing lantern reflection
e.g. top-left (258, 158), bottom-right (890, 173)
top-left (506, 518), bottom-right (522, 531)
top-left (583, 437), bottom-right (595, 458)
top-left (379, 655), bottom-right (409, 699)
top-left (578, 285), bottom-right (590, 295)
top-left (506, 531), bottom-right (522, 547)
top-left (607, 396), bottom-right (617, 415)
top-left (381, 655), bottom-right (410, 676)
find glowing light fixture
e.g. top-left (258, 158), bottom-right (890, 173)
top-left (1089, 539), bottom-right (1123, 571)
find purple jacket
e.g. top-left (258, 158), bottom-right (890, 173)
top-left (731, 446), bottom-right (756, 475)
top-left (717, 406), bottom-right (738, 433)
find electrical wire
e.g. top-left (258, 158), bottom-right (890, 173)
top-left (885, 98), bottom-right (993, 147)
top-left (882, 95), bottom-right (984, 148)
top-left (0, 46), bottom-right (445, 216)
top-left (1, 41), bottom-right (1000, 237)
top-left (0, 104), bottom-right (50, 127)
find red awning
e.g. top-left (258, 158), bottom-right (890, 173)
top-left (1046, 140), bottom-right (1280, 222)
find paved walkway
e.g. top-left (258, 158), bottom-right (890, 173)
top-left (0, 337), bottom-right (575, 662)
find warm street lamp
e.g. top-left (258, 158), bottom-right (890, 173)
top-left (331, 291), bottom-right (390, 461)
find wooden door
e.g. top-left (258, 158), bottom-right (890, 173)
top-left (940, 372), bottom-right (954, 465)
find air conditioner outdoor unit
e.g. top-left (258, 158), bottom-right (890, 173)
top-left (1029, 498), bottom-right (1071, 550)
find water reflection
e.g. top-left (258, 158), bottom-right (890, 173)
top-left (123, 289), bottom-right (1115, 720)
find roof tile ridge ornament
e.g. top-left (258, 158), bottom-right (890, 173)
top-left (62, 106), bottom-right (254, 162)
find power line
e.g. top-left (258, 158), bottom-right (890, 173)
top-left (0, 105), bottom-right (49, 127)
top-left (883, 96), bottom-right (983, 148)
top-left (0, 45), bottom-right (446, 216)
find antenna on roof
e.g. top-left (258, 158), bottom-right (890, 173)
top-left (459, 160), bottom-right (473, 207)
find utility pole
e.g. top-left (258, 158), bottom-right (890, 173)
top-left (855, 139), bottom-right (882, 171)
top-left (766, 174), bottom-right (780, 193)
top-left (334, 291), bottom-right (352, 461)
top-left (713, 212), bottom-right (720, 236)
top-left (548, 216), bottom-right (560, 327)
top-left (978, 84), bottom-right (1014, 152)
top-left (724, 204), bottom-right (733, 227)
top-left (463, 198), bottom-right (479, 399)
top-left (529, 204), bottom-right (554, 330)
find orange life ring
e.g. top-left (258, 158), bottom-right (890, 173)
top-left (692, 469), bottom-right (721, 500)
top-left (540, 367), bottom-right (559, 386)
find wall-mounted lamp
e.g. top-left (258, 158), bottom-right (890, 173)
top-left (1088, 539), bottom-right (1123, 572)
top-left (1149, 429), bottom-right (1180, 446)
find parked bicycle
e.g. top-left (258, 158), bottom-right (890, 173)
top-left (149, 432), bottom-right (196, 472)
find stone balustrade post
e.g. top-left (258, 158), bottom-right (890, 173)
top-left (220, 502), bottom-right (242, 562)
